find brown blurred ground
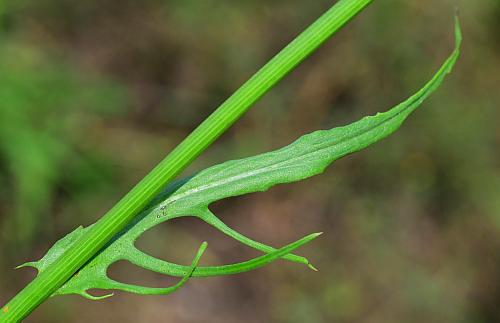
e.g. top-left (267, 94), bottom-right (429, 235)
top-left (1, 0), bottom-right (499, 322)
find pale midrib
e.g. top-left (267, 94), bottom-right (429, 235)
top-left (162, 49), bottom-right (458, 209)
top-left (164, 104), bottom-right (414, 207)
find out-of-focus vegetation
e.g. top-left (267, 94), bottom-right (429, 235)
top-left (0, 0), bottom-right (499, 322)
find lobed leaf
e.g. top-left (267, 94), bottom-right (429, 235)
top-left (19, 18), bottom-right (461, 299)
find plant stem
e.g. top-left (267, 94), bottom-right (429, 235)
top-left (0, 0), bottom-right (373, 321)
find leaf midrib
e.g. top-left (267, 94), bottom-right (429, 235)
top-left (163, 101), bottom-right (414, 207)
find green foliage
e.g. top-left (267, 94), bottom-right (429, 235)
top-left (2, 2), bottom-right (377, 321)
top-left (18, 18), bottom-right (461, 300)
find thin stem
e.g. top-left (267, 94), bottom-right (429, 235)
top-left (0, 0), bottom-right (373, 321)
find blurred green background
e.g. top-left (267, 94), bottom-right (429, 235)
top-left (1, 0), bottom-right (499, 322)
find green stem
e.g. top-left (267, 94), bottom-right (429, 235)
top-left (0, 0), bottom-right (372, 321)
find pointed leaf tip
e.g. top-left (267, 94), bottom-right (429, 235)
top-left (192, 242), bottom-right (208, 266)
top-left (15, 262), bottom-right (38, 270)
top-left (311, 232), bottom-right (324, 239)
top-left (454, 14), bottom-right (462, 49)
top-left (308, 263), bottom-right (319, 272)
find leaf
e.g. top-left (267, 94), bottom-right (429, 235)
top-left (19, 18), bottom-right (461, 299)
top-left (162, 18), bottom-right (462, 217)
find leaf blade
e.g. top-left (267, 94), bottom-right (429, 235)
top-left (163, 18), bottom-right (462, 217)
top-left (19, 17), bottom-right (461, 299)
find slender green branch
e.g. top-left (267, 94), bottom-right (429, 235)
top-left (0, 0), bottom-right (372, 321)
